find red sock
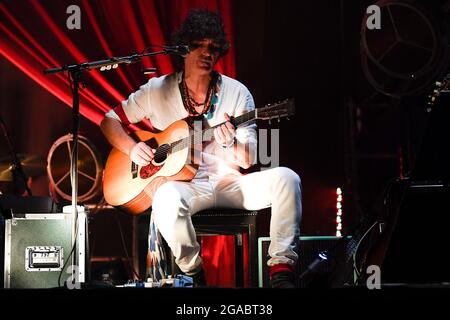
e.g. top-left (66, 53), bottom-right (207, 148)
top-left (269, 263), bottom-right (294, 278)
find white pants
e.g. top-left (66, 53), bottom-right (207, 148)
top-left (151, 166), bottom-right (302, 274)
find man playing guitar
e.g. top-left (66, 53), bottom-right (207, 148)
top-left (100, 9), bottom-right (302, 288)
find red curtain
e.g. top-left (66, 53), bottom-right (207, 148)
top-left (0, 0), bottom-right (245, 287)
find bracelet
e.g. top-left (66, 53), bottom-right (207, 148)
top-left (221, 138), bottom-right (235, 149)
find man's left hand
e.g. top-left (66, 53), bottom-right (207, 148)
top-left (214, 113), bottom-right (236, 147)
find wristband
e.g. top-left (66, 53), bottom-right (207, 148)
top-left (221, 137), bottom-right (235, 149)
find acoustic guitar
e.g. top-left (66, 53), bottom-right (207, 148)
top-left (103, 99), bottom-right (295, 215)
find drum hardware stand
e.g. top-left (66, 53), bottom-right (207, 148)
top-left (43, 45), bottom-right (188, 287)
top-left (0, 114), bottom-right (32, 196)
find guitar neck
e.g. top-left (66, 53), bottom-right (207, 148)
top-left (205, 109), bottom-right (257, 139)
top-left (170, 109), bottom-right (256, 153)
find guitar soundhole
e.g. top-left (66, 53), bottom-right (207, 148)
top-left (153, 144), bottom-right (170, 164)
top-left (139, 144), bottom-right (170, 179)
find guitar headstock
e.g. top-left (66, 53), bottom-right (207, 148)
top-left (428, 73), bottom-right (450, 109)
top-left (256, 98), bottom-right (295, 122)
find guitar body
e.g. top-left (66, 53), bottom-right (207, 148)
top-left (102, 98), bottom-right (295, 215)
top-left (103, 119), bottom-right (198, 215)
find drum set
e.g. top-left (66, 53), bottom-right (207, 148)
top-left (0, 153), bottom-right (46, 185)
top-left (0, 133), bottom-right (103, 205)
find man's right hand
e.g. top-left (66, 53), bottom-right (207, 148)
top-left (129, 142), bottom-right (155, 166)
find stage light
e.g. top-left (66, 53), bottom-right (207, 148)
top-left (336, 187), bottom-right (343, 236)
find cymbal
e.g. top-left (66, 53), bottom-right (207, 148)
top-left (0, 154), bottom-right (47, 182)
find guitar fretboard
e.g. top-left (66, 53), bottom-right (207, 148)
top-left (169, 109), bottom-right (256, 153)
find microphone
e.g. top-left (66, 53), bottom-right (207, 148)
top-left (163, 45), bottom-right (190, 56)
top-left (142, 68), bottom-right (157, 75)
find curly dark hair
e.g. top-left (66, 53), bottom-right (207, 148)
top-left (171, 9), bottom-right (230, 57)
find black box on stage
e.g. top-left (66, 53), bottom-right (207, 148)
top-left (3, 213), bottom-right (87, 288)
top-left (0, 195), bottom-right (58, 215)
top-left (381, 187), bottom-right (450, 283)
top-left (258, 236), bottom-right (354, 288)
top-left (88, 205), bottom-right (140, 284)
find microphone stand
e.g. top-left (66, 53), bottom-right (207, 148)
top-left (43, 47), bottom-right (183, 287)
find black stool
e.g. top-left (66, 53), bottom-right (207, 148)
top-left (167, 209), bottom-right (259, 287)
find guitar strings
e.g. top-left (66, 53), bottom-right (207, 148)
top-left (167, 109), bottom-right (256, 154)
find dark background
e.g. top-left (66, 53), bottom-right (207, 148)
top-left (1, 0), bottom-right (449, 238)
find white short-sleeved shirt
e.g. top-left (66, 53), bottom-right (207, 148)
top-left (106, 72), bottom-right (257, 178)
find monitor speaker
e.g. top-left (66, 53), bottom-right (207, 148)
top-left (258, 236), bottom-right (354, 288)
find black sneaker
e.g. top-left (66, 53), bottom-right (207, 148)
top-left (190, 269), bottom-right (207, 287)
top-left (270, 271), bottom-right (297, 288)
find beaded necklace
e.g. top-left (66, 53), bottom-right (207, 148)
top-left (179, 71), bottom-right (220, 119)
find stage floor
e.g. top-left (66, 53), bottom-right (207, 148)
top-left (2, 284), bottom-right (450, 316)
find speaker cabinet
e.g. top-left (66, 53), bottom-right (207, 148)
top-left (380, 93), bottom-right (450, 283)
